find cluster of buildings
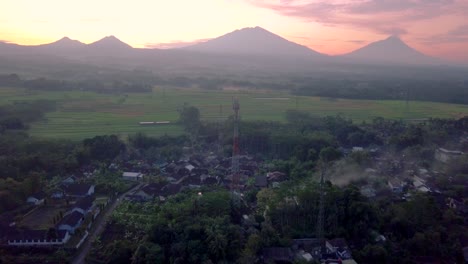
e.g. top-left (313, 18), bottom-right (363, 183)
top-left (1, 178), bottom-right (101, 248)
top-left (122, 153), bottom-right (266, 202)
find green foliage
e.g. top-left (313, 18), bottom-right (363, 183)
top-left (355, 245), bottom-right (388, 263)
top-left (82, 135), bottom-right (125, 162)
top-left (132, 243), bottom-right (165, 264)
top-left (319, 146), bottom-right (342, 163)
top-left (179, 105), bottom-right (200, 133)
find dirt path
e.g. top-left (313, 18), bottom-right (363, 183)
top-left (71, 183), bottom-right (142, 264)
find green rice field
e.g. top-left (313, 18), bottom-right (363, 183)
top-left (1, 87), bottom-right (468, 140)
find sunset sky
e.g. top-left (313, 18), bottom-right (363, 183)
top-left (1, 0), bottom-right (467, 61)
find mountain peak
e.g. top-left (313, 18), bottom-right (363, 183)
top-left (182, 26), bottom-right (325, 58)
top-left (102, 35), bottom-right (119, 41)
top-left (386, 35), bottom-right (400, 40)
top-left (343, 35), bottom-right (439, 65)
top-left (44, 36), bottom-right (84, 48)
top-left (89, 35), bottom-right (133, 49)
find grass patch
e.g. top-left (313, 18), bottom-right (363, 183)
top-left (1, 87), bottom-right (467, 140)
top-left (20, 205), bottom-right (69, 229)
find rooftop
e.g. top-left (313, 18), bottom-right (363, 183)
top-left (58, 211), bottom-right (83, 227)
top-left (74, 195), bottom-right (95, 211)
top-left (122, 172), bottom-right (142, 177)
top-left (63, 183), bottom-right (94, 196)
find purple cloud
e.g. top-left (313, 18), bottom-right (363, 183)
top-left (248, 0), bottom-right (464, 35)
top-left (419, 24), bottom-right (468, 45)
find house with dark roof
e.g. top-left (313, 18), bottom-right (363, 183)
top-left (26, 192), bottom-right (47, 205)
top-left (435, 147), bottom-right (464, 163)
top-left (7, 229), bottom-right (70, 246)
top-left (126, 182), bottom-right (165, 201)
top-left (142, 182), bottom-right (164, 196)
top-left (267, 171), bottom-right (287, 183)
top-left (71, 196), bottom-right (95, 215)
top-left (160, 183), bottom-right (183, 198)
top-left (200, 174), bottom-right (219, 185)
top-left (57, 211), bottom-right (83, 234)
top-left (63, 183), bottom-right (95, 198)
top-left (61, 176), bottom-right (77, 185)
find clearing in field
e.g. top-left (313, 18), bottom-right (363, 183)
top-left (1, 87), bottom-right (468, 140)
top-left (20, 205), bottom-right (69, 230)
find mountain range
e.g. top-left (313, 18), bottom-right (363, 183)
top-left (0, 26), bottom-right (457, 78)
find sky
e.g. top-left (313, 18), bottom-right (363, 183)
top-left (1, 0), bottom-right (467, 62)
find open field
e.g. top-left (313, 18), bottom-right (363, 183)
top-left (21, 205), bottom-right (69, 229)
top-left (1, 86), bottom-right (468, 140)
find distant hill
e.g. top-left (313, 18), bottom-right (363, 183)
top-left (0, 36), bottom-right (134, 57)
top-left (39, 37), bottom-right (85, 49)
top-left (342, 36), bottom-right (441, 65)
top-left (87, 36), bottom-right (133, 52)
top-left (0, 29), bottom-right (464, 79)
top-left (182, 26), bottom-right (326, 59)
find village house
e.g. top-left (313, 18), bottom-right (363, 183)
top-left (62, 183), bottom-right (95, 198)
top-left (126, 182), bottom-right (165, 202)
top-left (57, 211), bottom-right (83, 234)
top-left (412, 176), bottom-right (430, 193)
top-left (122, 172), bottom-right (143, 181)
top-left (267, 171), bottom-right (288, 185)
top-left (160, 183), bottom-right (183, 199)
top-left (61, 176), bottom-right (77, 185)
top-left (70, 196), bottom-right (95, 215)
top-left (26, 192), bottom-right (46, 205)
top-left (200, 174), bottom-right (219, 185)
top-left (435, 148), bottom-right (464, 163)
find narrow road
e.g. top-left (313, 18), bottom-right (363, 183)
top-left (71, 183), bottom-right (142, 264)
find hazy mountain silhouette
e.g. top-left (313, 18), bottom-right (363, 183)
top-left (182, 26), bottom-right (326, 59)
top-left (40, 37), bottom-right (85, 49)
top-left (342, 36), bottom-right (440, 65)
top-left (0, 29), bottom-right (462, 79)
top-left (88, 36), bottom-right (132, 50)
